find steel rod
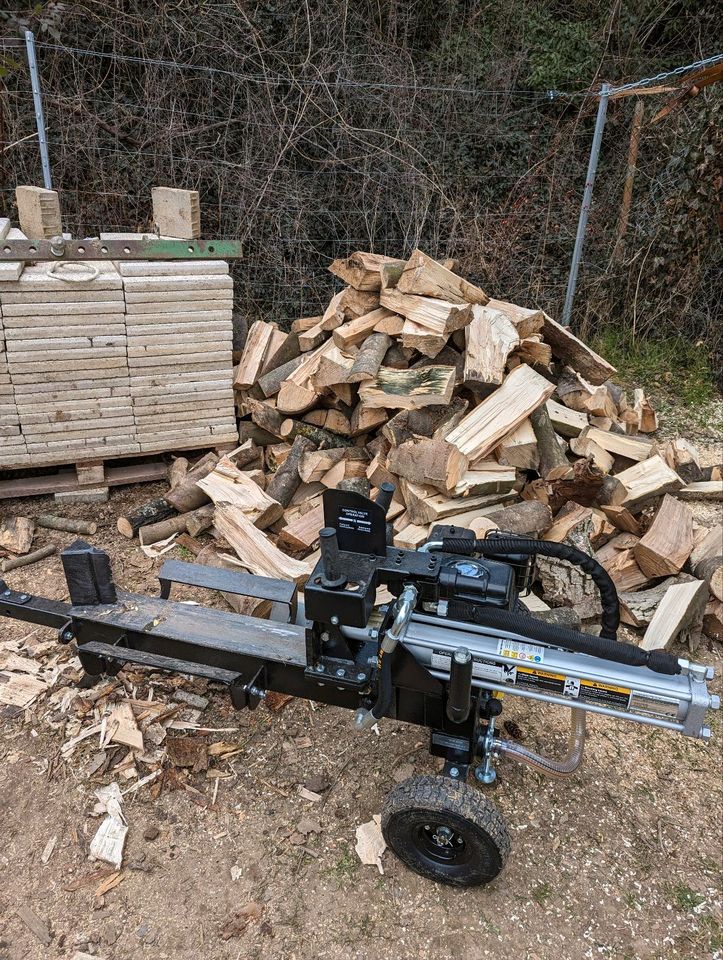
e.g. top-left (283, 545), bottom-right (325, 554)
top-left (24, 30), bottom-right (52, 189)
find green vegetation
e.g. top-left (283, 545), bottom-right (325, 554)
top-left (668, 881), bottom-right (706, 912)
top-left (531, 881), bottom-right (553, 906)
top-left (592, 329), bottom-right (719, 407)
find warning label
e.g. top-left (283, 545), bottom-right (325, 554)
top-left (514, 666), bottom-right (567, 695)
top-left (577, 679), bottom-right (631, 710)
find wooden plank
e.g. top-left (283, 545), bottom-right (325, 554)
top-left (446, 364), bottom-right (555, 461)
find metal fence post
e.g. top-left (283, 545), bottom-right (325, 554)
top-left (561, 82), bottom-right (610, 327)
top-left (24, 29), bottom-right (52, 189)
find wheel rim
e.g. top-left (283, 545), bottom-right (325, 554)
top-left (417, 821), bottom-right (467, 864)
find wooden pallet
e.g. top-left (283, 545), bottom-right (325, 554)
top-left (0, 440), bottom-right (237, 500)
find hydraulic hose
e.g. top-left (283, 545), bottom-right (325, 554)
top-left (492, 708), bottom-right (586, 779)
top-left (442, 536), bottom-right (620, 641)
top-left (456, 602), bottom-right (680, 675)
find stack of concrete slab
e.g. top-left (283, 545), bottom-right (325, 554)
top-left (119, 260), bottom-right (237, 453)
top-left (0, 294), bottom-right (29, 467)
top-left (0, 262), bottom-right (138, 465)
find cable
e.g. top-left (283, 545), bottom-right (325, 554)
top-left (607, 52), bottom-right (723, 95)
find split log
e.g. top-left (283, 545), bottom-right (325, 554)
top-left (463, 306), bottom-right (519, 388)
top-left (485, 298), bottom-right (544, 339)
top-left (238, 422), bottom-right (280, 447)
top-left (0, 517), bottom-right (35, 554)
top-left (633, 494), bottom-right (694, 577)
top-left (198, 458), bottom-right (283, 528)
top-left (265, 436), bottom-right (317, 508)
top-left (117, 496), bottom-right (175, 539)
top-left (543, 503), bottom-right (594, 543)
top-left (542, 457), bottom-right (605, 514)
top-left (333, 308), bottom-right (395, 349)
top-left (484, 500), bottom-right (553, 537)
top-left (348, 333), bottom-right (391, 383)
top-left (495, 420), bottom-right (539, 471)
top-left (619, 574), bottom-right (696, 628)
top-left (380, 289), bottom-right (473, 336)
top-left (165, 451), bottom-right (219, 513)
top-left (277, 503), bottom-right (324, 553)
top-left (139, 513), bottom-right (193, 546)
top-left (2, 544), bottom-right (56, 572)
top-left (446, 365), bottom-right (556, 462)
top-left (279, 418), bottom-right (354, 449)
top-left (396, 249), bottom-right (488, 304)
top-left (230, 439), bottom-right (262, 470)
top-left (329, 252), bottom-right (406, 291)
top-left (661, 438), bottom-right (702, 484)
top-left (298, 318), bottom-right (331, 351)
top-left (338, 477), bottom-right (371, 497)
top-left (529, 403), bottom-right (568, 478)
top-left (291, 315), bottom-right (324, 334)
top-left (640, 580), bottom-right (708, 652)
top-left (540, 313), bottom-right (617, 385)
top-left (185, 504), bottom-right (215, 538)
top-left (677, 481), bottom-right (723, 502)
top-left (234, 320), bottom-right (278, 390)
top-left (322, 287), bottom-right (379, 327)
top-left (400, 481), bottom-right (512, 526)
top-left (358, 365), bottom-right (456, 410)
top-left (600, 504), bottom-right (641, 535)
top-left (394, 521), bottom-right (431, 550)
top-left (633, 389), bottom-right (658, 433)
top-left (213, 506), bottom-right (313, 585)
top-left (452, 463), bottom-right (517, 498)
top-left (693, 556), bottom-right (723, 603)
top-left (569, 435), bottom-right (614, 474)
top-left (579, 426), bottom-right (654, 463)
top-left (512, 336), bottom-right (552, 369)
top-left (262, 331), bottom-right (302, 375)
top-left (36, 515), bottom-right (97, 536)
top-left (300, 448), bottom-right (350, 483)
top-left (603, 455), bottom-right (684, 512)
top-left (546, 399), bottom-right (588, 438)
top-left (387, 439), bottom-right (468, 494)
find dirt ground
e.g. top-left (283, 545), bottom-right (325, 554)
top-left (1, 441), bottom-right (722, 960)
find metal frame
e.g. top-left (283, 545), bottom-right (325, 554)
top-left (0, 237), bottom-right (243, 262)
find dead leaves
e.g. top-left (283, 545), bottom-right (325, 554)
top-left (220, 901), bottom-right (264, 940)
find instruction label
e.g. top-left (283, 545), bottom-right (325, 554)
top-left (337, 506), bottom-right (372, 536)
top-left (430, 649), bottom-right (517, 684)
top-left (497, 638), bottom-right (545, 664)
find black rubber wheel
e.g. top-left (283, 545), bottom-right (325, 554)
top-left (381, 775), bottom-right (510, 887)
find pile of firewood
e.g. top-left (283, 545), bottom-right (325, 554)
top-left (117, 249), bottom-right (722, 651)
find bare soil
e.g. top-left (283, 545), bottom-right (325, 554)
top-left (1, 463), bottom-right (721, 960)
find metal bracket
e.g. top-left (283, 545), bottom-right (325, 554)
top-left (0, 586), bottom-right (31, 605)
top-left (0, 237), bottom-right (243, 262)
top-left (305, 657), bottom-right (370, 690)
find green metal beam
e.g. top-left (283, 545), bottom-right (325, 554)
top-left (0, 237), bottom-right (243, 262)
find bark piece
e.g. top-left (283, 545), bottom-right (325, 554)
top-left (537, 518), bottom-right (601, 619)
top-left (447, 365), bottom-right (555, 462)
top-left (0, 516), bottom-right (35, 554)
top-left (640, 580), bottom-right (708, 652)
top-left (117, 497), bottom-right (175, 539)
top-left (396, 248), bottom-right (489, 304)
top-left (633, 494), bottom-right (694, 577)
top-left (463, 306), bottom-right (520, 388)
top-left (265, 436), bottom-right (317, 508)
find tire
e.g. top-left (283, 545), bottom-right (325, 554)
top-left (381, 774), bottom-right (510, 887)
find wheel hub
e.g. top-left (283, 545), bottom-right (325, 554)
top-left (420, 822), bottom-right (466, 861)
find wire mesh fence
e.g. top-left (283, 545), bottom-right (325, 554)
top-left (1, 35), bottom-right (720, 353)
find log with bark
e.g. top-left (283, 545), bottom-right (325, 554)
top-left (117, 496), bottom-right (176, 539)
top-left (265, 435), bottom-right (318, 508)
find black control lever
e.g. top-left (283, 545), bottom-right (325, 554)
top-left (319, 527), bottom-right (346, 589)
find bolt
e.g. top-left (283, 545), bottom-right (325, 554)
top-left (3, 589), bottom-right (10, 597)
top-left (330, 615), bottom-right (340, 626)
top-left (18, 594), bottom-right (28, 601)
top-left (62, 630), bottom-right (73, 642)
top-left (449, 766), bottom-right (459, 778)
top-left (315, 664), bottom-right (325, 673)
top-left (356, 672), bottom-right (366, 682)
top-left (335, 668), bottom-right (346, 678)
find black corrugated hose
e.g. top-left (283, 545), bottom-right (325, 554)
top-left (440, 536), bottom-right (681, 677)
